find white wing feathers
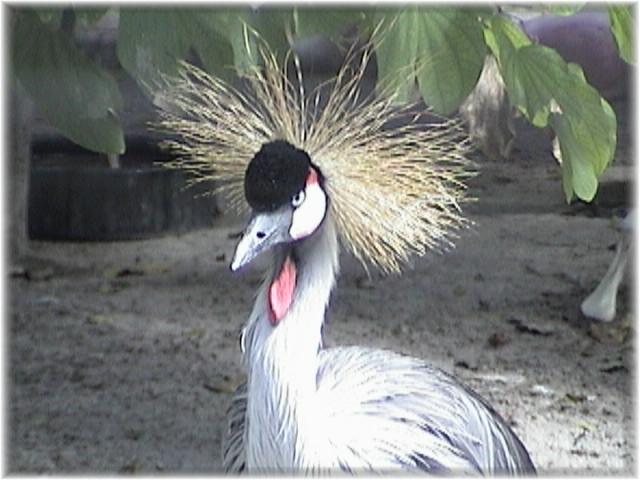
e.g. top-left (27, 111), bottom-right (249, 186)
top-left (222, 346), bottom-right (534, 474)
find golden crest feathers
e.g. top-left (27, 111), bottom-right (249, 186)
top-left (154, 35), bottom-right (473, 273)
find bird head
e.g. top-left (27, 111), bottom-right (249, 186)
top-left (155, 37), bottom-right (473, 275)
top-left (230, 140), bottom-right (328, 271)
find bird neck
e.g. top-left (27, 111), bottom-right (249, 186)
top-left (245, 213), bottom-right (339, 377)
top-left (242, 215), bottom-right (339, 467)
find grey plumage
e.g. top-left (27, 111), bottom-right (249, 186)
top-left (222, 382), bottom-right (247, 472)
top-left (222, 215), bottom-right (535, 474)
top-left (225, 348), bottom-right (534, 474)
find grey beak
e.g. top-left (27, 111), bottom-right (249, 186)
top-left (230, 207), bottom-right (293, 272)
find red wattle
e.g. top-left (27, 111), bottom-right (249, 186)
top-left (268, 256), bottom-right (297, 325)
top-left (306, 168), bottom-right (319, 185)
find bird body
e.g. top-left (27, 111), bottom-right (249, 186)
top-left (156, 36), bottom-right (536, 475)
top-left (223, 209), bottom-right (534, 474)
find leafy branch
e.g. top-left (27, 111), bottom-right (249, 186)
top-left (12, 8), bottom-right (124, 154)
top-left (10, 5), bottom-right (633, 201)
top-left (484, 14), bottom-right (617, 202)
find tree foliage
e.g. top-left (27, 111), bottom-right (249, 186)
top-left (484, 15), bottom-right (617, 202)
top-left (10, 5), bottom-right (633, 201)
top-left (375, 7), bottom-right (490, 113)
top-left (12, 9), bottom-right (124, 154)
top-left (608, 5), bottom-right (634, 64)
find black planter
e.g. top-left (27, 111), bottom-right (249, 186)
top-left (28, 142), bottom-right (219, 241)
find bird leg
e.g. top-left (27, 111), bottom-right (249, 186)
top-left (581, 235), bottom-right (629, 322)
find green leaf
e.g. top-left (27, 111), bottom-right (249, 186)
top-left (608, 5), bottom-right (634, 64)
top-left (374, 9), bottom-right (420, 103)
top-left (118, 8), bottom-right (257, 86)
top-left (35, 7), bottom-right (63, 27)
top-left (117, 9), bottom-right (194, 90)
top-left (246, 7), bottom-right (293, 64)
top-left (498, 4), bottom-right (584, 17)
top-left (485, 15), bottom-right (617, 202)
top-left (74, 7), bottom-right (110, 26)
top-left (193, 7), bottom-right (294, 77)
top-left (550, 96), bottom-right (616, 201)
top-left (483, 15), bottom-right (531, 64)
top-left (374, 7), bottom-right (487, 114)
top-left (186, 9), bottom-right (242, 81)
top-left (503, 47), bottom-right (558, 127)
top-left (12, 9), bottom-right (124, 154)
top-left (541, 3), bottom-right (585, 16)
top-left (414, 8), bottom-right (487, 114)
top-left (293, 7), bottom-right (366, 39)
top-left (117, 8), bottom-right (293, 89)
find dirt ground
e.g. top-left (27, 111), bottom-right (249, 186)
top-left (8, 100), bottom-right (635, 474)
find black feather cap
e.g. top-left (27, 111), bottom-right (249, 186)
top-left (244, 140), bottom-right (312, 212)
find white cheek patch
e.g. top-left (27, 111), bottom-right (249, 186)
top-left (289, 182), bottom-right (327, 240)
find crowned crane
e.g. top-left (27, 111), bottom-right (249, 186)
top-left (156, 36), bottom-right (536, 475)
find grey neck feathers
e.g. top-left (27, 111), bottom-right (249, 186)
top-left (243, 213), bottom-right (339, 371)
top-left (242, 215), bottom-right (339, 469)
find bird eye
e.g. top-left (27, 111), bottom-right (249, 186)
top-left (291, 190), bottom-right (305, 207)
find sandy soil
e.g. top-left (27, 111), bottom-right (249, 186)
top-left (8, 106), bottom-right (634, 474)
